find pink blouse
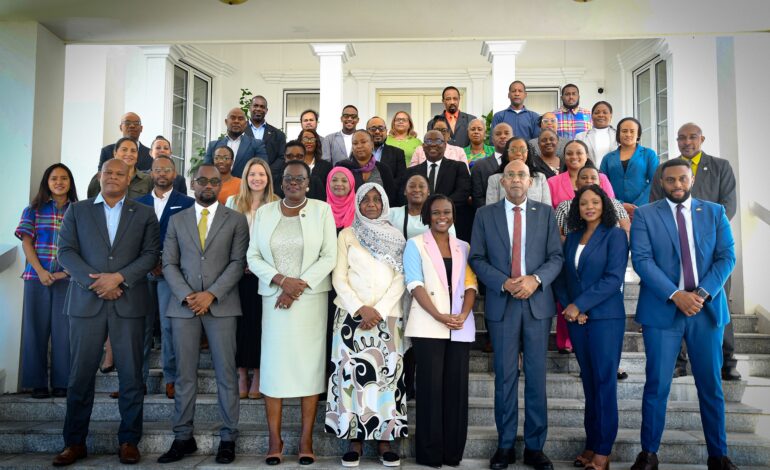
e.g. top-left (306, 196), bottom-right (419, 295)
top-left (409, 144), bottom-right (469, 168)
top-left (547, 171), bottom-right (616, 208)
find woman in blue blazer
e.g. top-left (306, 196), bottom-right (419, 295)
top-left (599, 117), bottom-right (658, 220)
top-left (556, 185), bottom-right (629, 470)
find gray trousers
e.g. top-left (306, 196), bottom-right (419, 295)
top-left (171, 314), bottom-right (239, 442)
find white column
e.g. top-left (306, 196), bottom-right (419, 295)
top-left (481, 41), bottom-right (526, 113)
top-left (139, 45), bottom-right (179, 143)
top-left (310, 43), bottom-right (355, 137)
top-left (467, 69), bottom-right (489, 118)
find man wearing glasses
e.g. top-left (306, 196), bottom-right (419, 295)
top-left (204, 107), bottom-right (268, 180)
top-left (366, 116), bottom-right (407, 192)
top-left (98, 112), bottom-right (154, 171)
top-left (322, 105), bottom-right (360, 164)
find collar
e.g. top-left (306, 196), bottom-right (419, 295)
top-left (682, 152), bottom-right (702, 166)
top-left (666, 196), bottom-right (692, 212)
top-left (250, 121), bottom-right (266, 130)
top-left (227, 133), bottom-right (243, 143)
top-left (445, 110), bottom-right (460, 120)
top-left (559, 105), bottom-right (579, 114)
top-left (508, 105), bottom-right (528, 113)
top-left (94, 193), bottom-right (126, 208)
top-left (152, 187), bottom-right (173, 201)
top-left (504, 197), bottom-right (527, 212)
top-left (426, 157), bottom-right (444, 167)
top-left (195, 200), bottom-right (219, 215)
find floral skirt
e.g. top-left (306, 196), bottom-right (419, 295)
top-left (325, 307), bottom-right (408, 440)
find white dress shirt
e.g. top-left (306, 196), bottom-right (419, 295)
top-left (342, 132), bottom-right (353, 158)
top-left (575, 244), bottom-right (585, 270)
top-left (426, 157), bottom-right (444, 191)
top-left (195, 201), bottom-right (220, 240)
top-left (151, 188), bottom-right (172, 220)
top-left (494, 152), bottom-right (502, 166)
top-left (504, 197), bottom-right (528, 277)
top-left (666, 196), bottom-right (699, 293)
top-left (226, 134), bottom-right (243, 161)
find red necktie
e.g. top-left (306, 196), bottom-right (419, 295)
top-left (511, 207), bottom-right (522, 278)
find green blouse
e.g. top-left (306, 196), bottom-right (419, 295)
top-left (386, 135), bottom-right (422, 166)
top-left (464, 144), bottom-right (495, 167)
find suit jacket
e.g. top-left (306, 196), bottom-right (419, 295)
top-left (58, 197), bottom-right (161, 318)
top-left (244, 122), bottom-right (287, 183)
top-left (204, 133), bottom-right (268, 181)
top-left (335, 158), bottom-right (398, 204)
top-left (99, 142), bottom-right (153, 171)
top-left (136, 190), bottom-right (195, 244)
top-left (649, 153), bottom-right (737, 220)
top-left (404, 158), bottom-right (470, 206)
top-left (427, 111), bottom-right (476, 148)
top-left (600, 145), bottom-right (659, 206)
top-left (162, 204), bottom-right (250, 318)
top-left (469, 198), bottom-right (564, 321)
top-left (247, 199), bottom-right (338, 296)
top-left (630, 198), bottom-right (735, 328)
top-left (377, 143), bottom-right (407, 188)
top-left (322, 131), bottom-right (352, 164)
top-left (555, 225), bottom-right (628, 320)
top-left (470, 155), bottom-right (500, 208)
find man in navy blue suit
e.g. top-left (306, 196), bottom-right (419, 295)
top-left (469, 160), bottom-right (563, 470)
top-left (136, 156), bottom-right (194, 400)
top-left (204, 107), bottom-right (267, 179)
top-left (630, 159), bottom-right (737, 470)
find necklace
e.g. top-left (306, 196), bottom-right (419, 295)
top-left (282, 197), bottom-right (307, 209)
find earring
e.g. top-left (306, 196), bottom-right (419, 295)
top-left (306, 188), bottom-right (309, 192)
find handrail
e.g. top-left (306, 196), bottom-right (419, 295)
top-left (749, 201), bottom-right (770, 227)
top-left (0, 244), bottom-right (17, 274)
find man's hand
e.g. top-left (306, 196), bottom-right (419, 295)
top-left (357, 306), bottom-right (383, 330)
top-left (186, 291), bottom-right (215, 316)
top-left (150, 262), bottom-right (163, 277)
top-left (99, 286), bottom-right (123, 300)
top-left (510, 275), bottom-right (539, 299)
top-left (672, 290), bottom-right (704, 316)
top-left (563, 303), bottom-right (580, 322)
top-left (89, 272), bottom-right (124, 296)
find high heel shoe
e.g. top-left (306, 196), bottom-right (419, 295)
top-left (584, 454), bottom-right (610, 470)
top-left (265, 440), bottom-right (284, 465)
top-left (574, 450), bottom-right (594, 467)
top-left (99, 363), bottom-right (115, 374)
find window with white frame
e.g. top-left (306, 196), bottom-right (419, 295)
top-left (525, 87), bottom-right (561, 115)
top-left (171, 63), bottom-right (212, 176)
top-left (283, 90), bottom-right (320, 139)
top-left (634, 57), bottom-right (668, 160)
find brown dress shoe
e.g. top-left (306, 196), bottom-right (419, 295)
top-left (52, 444), bottom-right (87, 466)
top-left (165, 382), bottom-right (175, 399)
top-left (110, 384), bottom-right (148, 399)
top-left (119, 442), bottom-right (141, 464)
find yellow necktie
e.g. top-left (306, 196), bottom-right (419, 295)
top-left (198, 208), bottom-right (209, 249)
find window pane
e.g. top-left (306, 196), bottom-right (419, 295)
top-left (430, 102), bottom-right (444, 118)
top-left (193, 76), bottom-right (208, 108)
top-left (386, 103), bottom-right (411, 127)
top-left (285, 93), bottom-right (320, 117)
top-left (636, 69), bottom-right (652, 149)
top-left (656, 60), bottom-right (668, 159)
top-left (172, 66), bottom-right (188, 175)
top-left (526, 90), bottom-right (559, 115)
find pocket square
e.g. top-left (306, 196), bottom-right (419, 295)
top-left (170, 206), bottom-right (182, 209)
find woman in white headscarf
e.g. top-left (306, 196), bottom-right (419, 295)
top-left (325, 183), bottom-right (408, 468)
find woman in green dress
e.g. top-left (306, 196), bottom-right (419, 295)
top-left (386, 111), bottom-right (422, 166)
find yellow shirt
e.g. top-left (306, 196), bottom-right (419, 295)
top-left (682, 152), bottom-right (702, 177)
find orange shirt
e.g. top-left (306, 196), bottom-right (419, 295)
top-left (217, 177), bottom-right (241, 204)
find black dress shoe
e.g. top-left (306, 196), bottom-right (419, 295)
top-left (157, 438), bottom-right (197, 463)
top-left (489, 447), bottom-right (515, 469)
top-left (99, 364), bottom-right (115, 374)
top-left (31, 388), bottom-right (50, 399)
top-left (722, 367), bottom-right (742, 381)
top-left (707, 456), bottom-right (739, 470)
top-left (672, 367), bottom-right (687, 378)
top-left (52, 388), bottom-right (67, 398)
top-left (630, 451), bottom-right (659, 470)
top-left (523, 448), bottom-right (553, 470)
top-left (215, 440), bottom-right (236, 464)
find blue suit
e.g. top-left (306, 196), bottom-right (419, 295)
top-left (555, 225), bottom-right (628, 456)
top-left (631, 198), bottom-right (735, 457)
top-left (469, 198), bottom-right (563, 450)
top-left (136, 190), bottom-right (195, 244)
top-left (600, 145), bottom-right (658, 206)
top-left (204, 133), bottom-right (268, 180)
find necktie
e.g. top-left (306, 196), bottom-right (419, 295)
top-left (428, 163), bottom-right (437, 194)
top-left (511, 207), bottom-right (522, 278)
top-left (198, 208), bottom-right (209, 250)
top-left (675, 204), bottom-right (696, 291)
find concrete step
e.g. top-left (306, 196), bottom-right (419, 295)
top-left (1, 421), bottom-right (768, 465)
top-left (0, 394), bottom-right (762, 433)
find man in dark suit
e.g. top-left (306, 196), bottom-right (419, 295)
top-left (98, 112), bottom-right (153, 171)
top-left (427, 86), bottom-right (476, 148)
top-left (136, 156), bottom-right (194, 400)
top-left (244, 95), bottom-right (287, 184)
top-left (649, 122), bottom-right (740, 380)
top-left (630, 159), bottom-right (736, 470)
top-left (158, 164), bottom-right (249, 465)
top-left (275, 140), bottom-right (330, 201)
top-left (404, 130), bottom-right (470, 206)
top-left (469, 159), bottom-right (563, 470)
top-left (471, 123), bottom-right (513, 208)
top-left (322, 105), bottom-right (359, 164)
top-left (204, 107), bottom-right (268, 180)
top-left (54, 158), bottom-right (160, 466)
top-left (366, 116), bottom-right (407, 189)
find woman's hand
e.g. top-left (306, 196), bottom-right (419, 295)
top-left (281, 277), bottom-right (308, 299)
top-left (576, 313), bottom-right (588, 325)
top-left (36, 268), bottom-right (56, 286)
top-left (275, 292), bottom-right (295, 310)
top-left (434, 313), bottom-right (465, 330)
top-left (562, 303), bottom-right (581, 323)
top-left (357, 306), bottom-right (383, 330)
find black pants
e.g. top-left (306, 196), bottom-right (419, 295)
top-left (412, 337), bottom-right (470, 466)
top-left (676, 276), bottom-right (736, 370)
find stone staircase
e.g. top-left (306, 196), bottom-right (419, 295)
top-left (1, 276), bottom-right (769, 469)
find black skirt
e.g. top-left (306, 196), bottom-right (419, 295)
top-left (236, 272), bottom-right (263, 368)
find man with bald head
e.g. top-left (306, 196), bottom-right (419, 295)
top-left (98, 112), bottom-right (153, 171)
top-left (470, 159), bottom-right (563, 470)
top-left (472, 123), bottom-right (513, 208)
top-left (367, 116), bottom-right (407, 192)
top-left (204, 107), bottom-right (268, 180)
top-left (650, 122), bottom-right (739, 380)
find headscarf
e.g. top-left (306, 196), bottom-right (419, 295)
top-left (326, 166), bottom-right (356, 229)
top-left (352, 182), bottom-right (406, 273)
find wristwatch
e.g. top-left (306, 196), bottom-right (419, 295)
top-left (695, 287), bottom-right (711, 301)
top-left (532, 274), bottom-right (542, 285)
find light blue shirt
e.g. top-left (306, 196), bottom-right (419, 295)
top-left (94, 193), bottom-right (126, 244)
top-left (373, 144), bottom-right (384, 162)
top-left (250, 122), bottom-right (266, 141)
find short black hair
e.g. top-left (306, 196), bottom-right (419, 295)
top-left (591, 100), bottom-right (613, 114)
top-left (566, 184), bottom-right (618, 232)
top-left (153, 155), bottom-right (174, 164)
top-left (562, 83), bottom-right (579, 95)
top-left (284, 139), bottom-right (304, 154)
top-left (30, 163), bottom-right (79, 209)
top-left (616, 117), bottom-right (642, 144)
top-left (498, 137), bottom-right (540, 176)
top-left (577, 165), bottom-right (599, 179)
top-left (251, 95), bottom-right (267, 106)
top-left (300, 109), bottom-right (318, 121)
top-left (509, 80), bottom-right (526, 91)
top-left (659, 158), bottom-right (691, 177)
top-left (421, 193), bottom-right (456, 226)
top-left (195, 163), bottom-right (219, 178)
top-left (341, 104), bottom-right (359, 114)
top-left (283, 159), bottom-right (311, 178)
top-left (441, 86), bottom-right (460, 100)
top-left (214, 145), bottom-right (235, 159)
top-left (428, 115), bottom-right (449, 130)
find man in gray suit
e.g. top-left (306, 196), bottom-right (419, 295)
top-left (54, 158), bottom-right (160, 466)
top-left (649, 122), bottom-right (739, 380)
top-left (158, 164), bottom-right (249, 464)
top-left (471, 123), bottom-right (513, 208)
top-left (322, 104), bottom-right (359, 164)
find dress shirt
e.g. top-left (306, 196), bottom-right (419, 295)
top-left (494, 152), bottom-right (502, 167)
top-left (151, 188), bottom-right (172, 220)
top-left (195, 200), bottom-right (220, 240)
top-left (373, 143), bottom-right (384, 162)
top-left (554, 106), bottom-right (592, 139)
top-left (666, 196), bottom-right (699, 294)
top-left (342, 132), bottom-right (353, 158)
top-left (685, 152), bottom-right (702, 177)
top-left (504, 197), bottom-right (527, 277)
top-left (226, 134), bottom-right (243, 160)
top-left (94, 193), bottom-right (126, 245)
top-left (250, 122), bottom-right (266, 141)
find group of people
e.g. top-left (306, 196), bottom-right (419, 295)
top-left (15, 80), bottom-right (739, 470)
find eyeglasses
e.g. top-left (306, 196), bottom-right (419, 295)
top-left (301, 137), bottom-right (317, 143)
top-left (121, 120), bottom-right (142, 127)
top-left (503, 171), bottom-right (530, 181)
top-left (151, 168), bottom-right (174, 174)
top-left (282, 175), bottom-right (307, 184)
top-left (367, 126), bottom-right (386, 133)
top-left (213, 156), bottom-right (233, 162)
top-left (341, 113), bottom-right (359, 120)
top-left (541, 118), bottom-right (558, 124)
top-left (509, 146), bottom-right (528, 153)
top-left (394, 117), bottom-right (408, 123)
top-left (284, 153), bottom-right (305, 160)
top-left (194, 177), bottom-right (222, 186)
top-left (423, 138), bottom-right (445, 146)
top-left (434, 128), bottom-right (450, 134)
